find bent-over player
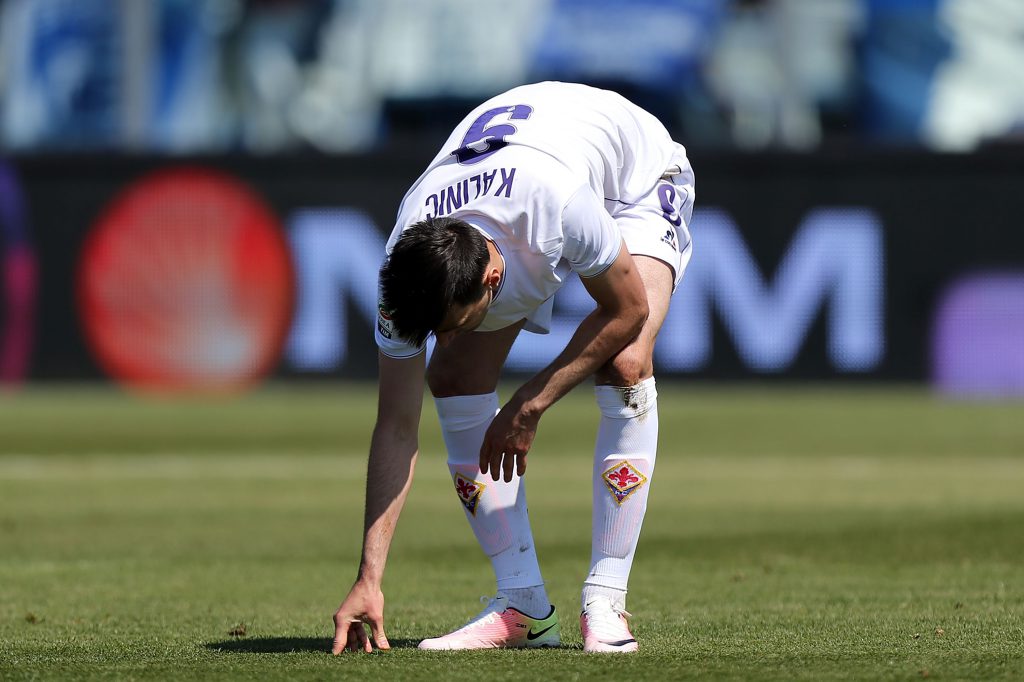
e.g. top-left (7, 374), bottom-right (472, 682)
top-left (332, 81), bottom-right (694, 654)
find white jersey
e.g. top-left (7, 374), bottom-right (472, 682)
top-left (376, 82), bottom-right (683, 359)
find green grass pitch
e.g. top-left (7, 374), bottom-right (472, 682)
top-left (1, 384), bottom-right (1022, 680)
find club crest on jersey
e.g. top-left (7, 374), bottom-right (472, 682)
top-left (601, 460), bottom-right (647, 505)
top-left (453, 472), bottom-right (486, 515)
top-left (377, 303), bottom-right (394, 339)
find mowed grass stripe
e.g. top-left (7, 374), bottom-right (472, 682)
top-left (1, 385), bottom-right (1022, 680)
top-left (3, 383), bottom-right (1023, 457)
top-left (1, 451), bottom-right (1022, 477)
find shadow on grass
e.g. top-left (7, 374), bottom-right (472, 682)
top-left (206, 637), bottom-right (421, 653)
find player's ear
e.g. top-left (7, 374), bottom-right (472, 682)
top-left (484, 266), bottom-right (501, 290)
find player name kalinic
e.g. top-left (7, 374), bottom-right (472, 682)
top-left (424, 167), bottom-right (517, 219)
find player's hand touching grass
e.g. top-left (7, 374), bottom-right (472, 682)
top-left (332, 581), bottom-right (390, 654)
top-left (480, 396), bottom-right (539, 481)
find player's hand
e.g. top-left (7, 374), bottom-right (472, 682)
top-left (480, 399), bottom-right (539, 482)
top-left (332, 581), bottom-right (389, 654)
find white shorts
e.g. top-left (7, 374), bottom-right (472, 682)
top-left (610, 144), bottom-right (695, 291)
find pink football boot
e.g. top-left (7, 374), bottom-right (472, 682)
top-left (418, 594), bottom-right (560, 650)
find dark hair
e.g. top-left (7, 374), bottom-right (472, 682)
top-left (379, 216), bottom-right (490, 346)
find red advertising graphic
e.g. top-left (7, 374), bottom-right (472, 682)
top-left (77, 168), bottom-right (294, 392)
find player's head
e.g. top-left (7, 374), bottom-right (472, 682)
top-left (380, 216), bottom-right (494, 347)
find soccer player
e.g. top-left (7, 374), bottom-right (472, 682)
top-left (331, 82), bottom-right (694, 654)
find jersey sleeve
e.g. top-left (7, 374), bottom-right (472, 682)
top-left (560, 184), bottom-right (622, 277)
top-left (374, 304), bottom-right (424, 359)
top-left (374, 270), bottom-right (426, 359)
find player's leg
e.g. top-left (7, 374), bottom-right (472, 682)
top-left (582, 171), bottom-right (693, 653)
top-left (421, 321), bottom-right (559, 650)
top-left (581, 256), bottom-right (672, 652)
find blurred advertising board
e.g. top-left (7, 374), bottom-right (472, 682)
top-left (3, 148), bottom-right (1023, 394)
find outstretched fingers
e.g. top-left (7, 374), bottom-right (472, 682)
top-left (370, 621), bottom-right (391, 650)
top-left (332, 581), bottom-right (388, 654)
top-left (333, 616), bottom-right (382, 654)
top-left (479, 438), bottom-right (501, 481)
top-left (336, 620), bottom-right (370, 653)
top-left (331, 617), bottom-right (351, 655)
top-left (502, 449), bottom-right (515, 482)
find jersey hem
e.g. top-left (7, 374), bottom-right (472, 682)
top-left (578, 239), bottom-right (622, 279)
top-left (378, 346), bottom-right (426, 360)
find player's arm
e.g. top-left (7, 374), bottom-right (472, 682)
top-left (332, 350), bottom-right (426, 654)
top-left (522, 241), bottom-right (648, 408)
top-left (480, 243), bottom-right (648, 480)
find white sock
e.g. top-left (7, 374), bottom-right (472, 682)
top-left (584, 377), bottom-right (658, 613)
top-left (504, 587), bottom-right (554, 619)
top-left (435, 393), bottom-right (550, 618)
top-left (581, 584), bottom-right (627, 612)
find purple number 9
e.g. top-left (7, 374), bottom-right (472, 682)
top-left (453, 104), bottom-right (533, 165)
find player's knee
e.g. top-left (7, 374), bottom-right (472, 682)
top-left (597, 346), bottom-right (653, 387)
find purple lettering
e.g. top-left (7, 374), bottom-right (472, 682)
top-left (494, 168), bottom-right (516, 198)
top-left (446, 180), bottom-right (464, 214)
top-left (425, 193), bottom-right (439, 219)
top-left (471, 175), bottom-right (482, 198)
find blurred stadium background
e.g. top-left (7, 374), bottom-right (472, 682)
top-left (0, 0), bottom-right (1022, 392)
top-left (1, 1), bottom-right (1023, 679)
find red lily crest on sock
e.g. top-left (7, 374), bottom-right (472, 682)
top-left (453, 472), bottom-right (486, 516)
top-left (601, 460), bottom-right (647, 505)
